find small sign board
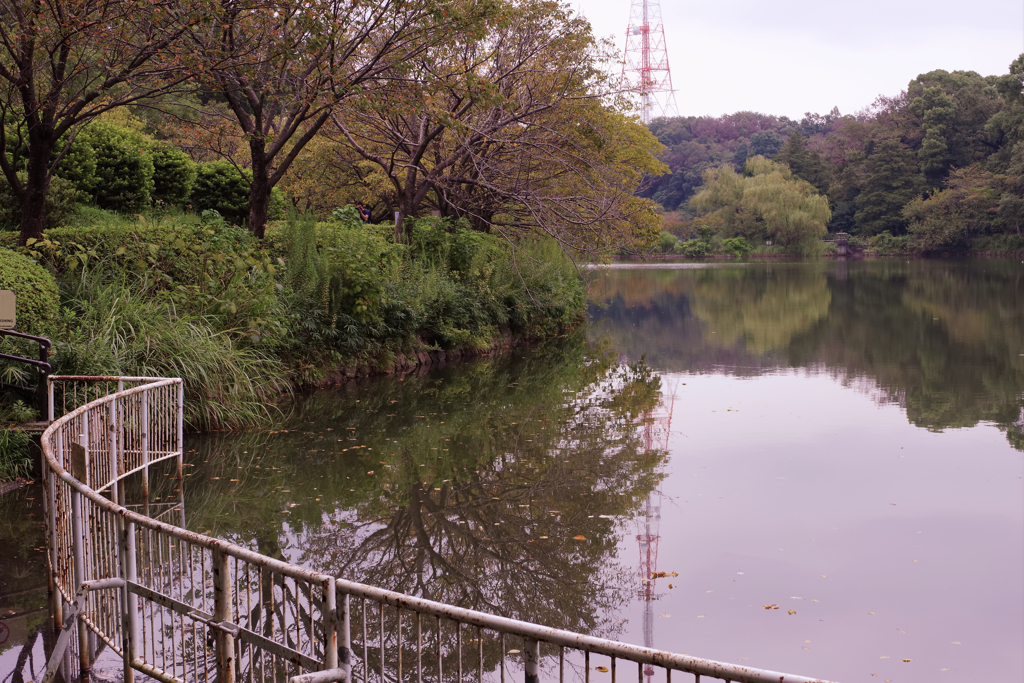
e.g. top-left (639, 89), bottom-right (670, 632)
top-left (0, 290), bottom-right (14, 329)
top-left (71, 442), bottom-right (89, 485)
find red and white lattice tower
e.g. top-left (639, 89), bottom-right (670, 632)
top-left (620, 0), bottom-right (679, 124)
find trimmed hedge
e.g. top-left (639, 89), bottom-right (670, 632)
top-left (0, 248), bottom-right (59, 336)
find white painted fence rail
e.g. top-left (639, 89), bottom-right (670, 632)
top-left (40, 375), bottom-right (837, 683)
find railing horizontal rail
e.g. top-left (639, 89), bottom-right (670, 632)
top-left (41, 375), bottom-right (838, 683)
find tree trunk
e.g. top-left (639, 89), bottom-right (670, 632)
top-left (248, 139), bottom-right (271, 239)
top-left (18, 138), bottom-right (54, 245)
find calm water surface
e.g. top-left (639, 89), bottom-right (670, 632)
top-left (2, 259), bottom-right (1022, 683)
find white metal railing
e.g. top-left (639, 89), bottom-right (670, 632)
top-left (41, 376), bottom-right (837, 683)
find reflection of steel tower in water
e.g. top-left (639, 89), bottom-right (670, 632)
top-left (636, 380), bottom-right (676, 678)
top-left (620, 0), bottom-right (679, 124)
top-left (637, 492), bottom-right (661, 671)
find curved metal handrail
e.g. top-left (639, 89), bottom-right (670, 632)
top-left (41, 376), bottom-right (836, 683)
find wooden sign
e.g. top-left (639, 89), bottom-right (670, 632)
top-left (0, 290), bottom-right (14, 329)
top-left (71, 442), bottom-right (89, 485)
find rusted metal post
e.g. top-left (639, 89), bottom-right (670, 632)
top-left (140, 391), bottom-right (149, 499)
top-left (120, 519), bottom-right (138, 683)
top-left (71, 485), bottom-right (91, 676)
top-left (324, 581), bottom-right (338, 669)
top-left (47, 376), bottom-right (55, 422)
top-left (108, 399), bottom-right (119, 503)
top-left (212, 549), bottom-right (236, 683)
top-left (524, 638), bottom-right (540, 683)
top-left (176, 381), bottom-right (185, 527)
top-left (47, 438), bottom-right (62, 631)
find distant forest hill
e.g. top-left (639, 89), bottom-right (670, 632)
top-left (642, 55), bottom-right (1024, 251)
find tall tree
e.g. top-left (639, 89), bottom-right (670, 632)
top-left (182, 0), bottom-right (480, 238)
top-left (329, 0), bottom-right (664, 254)
top-left (690, 155), bottom-right (831, 254)
top-left (853, 138), bottom-right (924, 236)
top-left (0, 0), bottom-right (193, 244)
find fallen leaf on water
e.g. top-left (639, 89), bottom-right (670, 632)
top-left (788, 610), bottom-right (797, 615)
top-left (706, 590), bottom-right (713, 593)
top-left (595, 666), bottom-right (609, 673)
top-left (801, 647), bottom-right (809, 651)
top-left (658, 613), bottom-right (671, 618)
top-left (696, 615), bottom-right (705, 618)
top-left (868, 612), bottom-right (875, 615)
top-left (903, 659), bottom-right (912, 663)
top-left (539, 536), bottom-right (548, 539)
top-left (573, 535), bottom-right (587, 541)
top-left (812, 599), bottom-right (819, 602)
top-left (667, 583), bottom-right (673, 589)
top-left (651, 571), bottom-right (679, 578)
top-left (507, 649), bottom-right (520, 654)
top-left (804, 640), bottom-right (812, 643)
top-left (820, 575), bottom-right (826, 578)
top-left (950, 641), bottom-right (960, 645)
top-left (941, 668), bottom-right (950, 671)
top-left (367, 471), bottom-right (374, 475)
top-left (879, 656), bottom-right (889, 659)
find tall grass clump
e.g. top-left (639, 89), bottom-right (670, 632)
top-left (0, 428), bottom-right (32, 481)
top-left (55, 269), bottom-right (288, 430)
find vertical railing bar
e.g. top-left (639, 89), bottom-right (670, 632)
top-left (436, 616), bottom-right (442, 683)
top-left (611, 656), bottom-right (616, 683)
top-left (456, 622), bottom-right (462, 683)
top-left (379, 603), bottom-right (384, 683)
top-left (585, 651), bottom-right (590, 683)
top-left (500, 634), bottom-right (505, 683)
top-left (362, 598), bottom-right (368, 683)
top-left (476, 626), bottom-right (482, 683)
top-left (417, 611), bottom-right (423, 683)
top-left (397, 607), bottom-right (403, 683)
top-left (559, 647), bottom-right (564, 683)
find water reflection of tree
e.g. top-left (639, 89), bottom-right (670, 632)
top-left (591, 260), bottom-right (1024, 452)
top-left (185, 337), bottom-right (667, 635)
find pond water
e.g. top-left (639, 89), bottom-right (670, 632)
top-left (2, 258), bottom-right (1022, 683)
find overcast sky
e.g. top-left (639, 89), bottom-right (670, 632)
top-left (575, 0), bottom-right (1023, 119)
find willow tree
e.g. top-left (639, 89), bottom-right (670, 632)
top-left (0, 0), bottom-right (194, 244)
top-left (328, 0), bottom-right (664, 255)
top-left (180, 0), bottom-right (489, 238)
top-left (690, 156), bottom-right (831, 254)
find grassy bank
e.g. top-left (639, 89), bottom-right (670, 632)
top-left (2, 209), bottom-right (585, 433)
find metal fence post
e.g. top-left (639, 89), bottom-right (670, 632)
top-left (213, 549), bottom-right (236, 683)
top-left (524, 638), bottom-right (540, 683)
top-left (71, 486), bottom-right (90, 677)
top-left (140, 391), bottom-right (149, 499)
top-left (324, 581), bottom-right (338, 670)
top-left (108, 399), bottom-right (119, 503)
top-left (47, 376), bottom-right (55, 423)
top-left (120, 518), bottom-right (138, 683)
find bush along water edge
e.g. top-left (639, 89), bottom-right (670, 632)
top-left (7, 210), bottom-right (586, 433)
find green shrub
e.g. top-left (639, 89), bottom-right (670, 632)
top-left (192, 161), bottom-right (285, 226)
top-left (0, 174), bottom-right (82, 231)
top-left (151, 145), bottom-right (197, 206)
top-left (721, 236), bottom-right (753, 257)
top-left (78, 121), bottom-right (155, 211)
top-left (53, 132), bottom-right (98, 201)
top-left (23, 215), bottom-right (285, 344)
top-left (870, 231), bottom-right (914, 255)
top-left (675, 238), bottom-right (710, 256)
top-left (0, 248), bottom-right (59, 336)
top-left (657, 232), bottom-right (678, 253)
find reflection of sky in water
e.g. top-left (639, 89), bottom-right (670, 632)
top-left (612, 371), bottom-right (1022, 682)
